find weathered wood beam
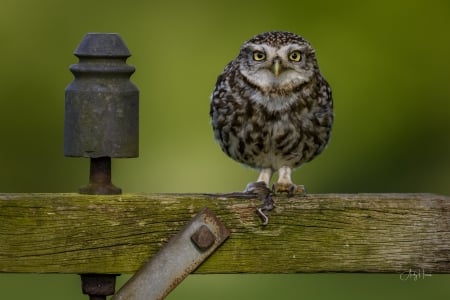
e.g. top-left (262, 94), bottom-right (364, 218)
top-left (0, 193), bottom-right (449, 274)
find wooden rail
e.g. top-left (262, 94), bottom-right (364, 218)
top-left (0, 193), bottom-right (449, 274)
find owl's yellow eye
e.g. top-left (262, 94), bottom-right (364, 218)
top-left (253, 51), bottom-right (266, 61)
top-left (288, 50), bottom-right (302, 62)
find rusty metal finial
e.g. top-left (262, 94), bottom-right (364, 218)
top-left (64, 33), bottom-right (139, 194)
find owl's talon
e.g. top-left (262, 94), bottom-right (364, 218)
top-left (272, 182), bottom-right (306, 196)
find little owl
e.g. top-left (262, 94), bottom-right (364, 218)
top-left (210, 31), bottom-right (333, 208)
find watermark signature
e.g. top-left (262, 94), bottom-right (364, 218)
top-left (400, 268), bottom-right (432, 281)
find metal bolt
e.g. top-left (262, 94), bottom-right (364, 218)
top-left (191, 225), bottom-right (216, 251)
top-left (79, 156), bottom-right (121, 195)
top-left (81, 273), bottom-right (118, 300)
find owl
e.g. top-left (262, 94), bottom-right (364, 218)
top-left (210, 31), bottom-right (333, 204)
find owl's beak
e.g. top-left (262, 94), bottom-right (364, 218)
top-left (271, 59), bottom-right (283, 77)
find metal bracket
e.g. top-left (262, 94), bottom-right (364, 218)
top-left (112, 207), bottom-right (230, 300)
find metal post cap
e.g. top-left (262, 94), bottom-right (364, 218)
top-left (74, 33), bottom-right (131, 57)
top-left (64, 33), bottom-right (139, 158)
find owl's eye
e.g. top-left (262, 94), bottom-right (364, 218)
top-left (253, 51), bottom-right (266, 61)
top-left (288, 51), bottom-right (302, 62)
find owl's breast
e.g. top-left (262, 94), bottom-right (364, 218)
top-left (212, 105), bottom-right (331, 170)
top-left (211, 72), bottom-right (333, 170)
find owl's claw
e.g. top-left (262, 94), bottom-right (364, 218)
top-left (272, 182), bottom-right (306, 197)
top-left (244, 181), bottom-right (274, 226)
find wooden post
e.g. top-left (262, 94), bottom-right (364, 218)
top-left (0, 193), bottom-right (448, 274)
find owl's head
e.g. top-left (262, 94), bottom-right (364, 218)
top-left (238, 31), bottom-right (318, 94)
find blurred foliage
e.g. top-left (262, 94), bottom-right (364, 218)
top-left (0, 0), bottom-right (449, 299)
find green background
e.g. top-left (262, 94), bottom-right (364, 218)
top-left (1, 0), bottom-right (449, 299)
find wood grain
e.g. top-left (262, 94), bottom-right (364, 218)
top-left (0, 193), bottom-right (449, 274)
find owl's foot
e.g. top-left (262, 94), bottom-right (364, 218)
top-left (272, 182), bottom-right (306, 197)
top-left (244, 180), bottom-right (274, 210)
top-left (244, 181), bottom-right (271, 195)
top-left (273, 166), bottom-right (307, 197)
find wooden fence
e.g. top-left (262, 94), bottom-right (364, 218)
top-left (1, 193), bottom-right (448, 274)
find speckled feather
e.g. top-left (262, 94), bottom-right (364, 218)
top-left (210, 31), bottom-right (333, 182)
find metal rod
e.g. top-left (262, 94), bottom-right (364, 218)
top-left (79, 157), bottom-right (121, 195)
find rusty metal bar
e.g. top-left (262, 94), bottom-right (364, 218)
top-left (113, 207), bottom-right (230, 300)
